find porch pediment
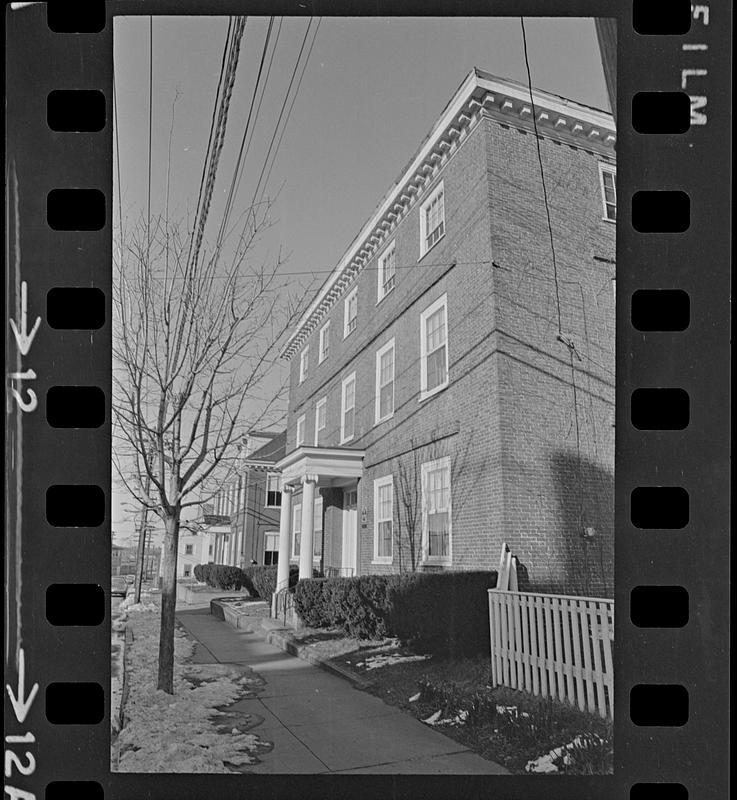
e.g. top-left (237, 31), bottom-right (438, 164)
top-left (277, 445), bottom-right (365, 487)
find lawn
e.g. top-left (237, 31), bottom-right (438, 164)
top-left (327, 642), bottom-right (613, 775)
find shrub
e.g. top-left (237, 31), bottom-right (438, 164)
top-left (195, 563), bottom-right (246, 590)
top-left (293, 570), bottom-right (497, 653)
top-left (242, 565), bottom-right (301, 601)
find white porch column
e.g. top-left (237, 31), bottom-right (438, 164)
top-left (276, 485), bottom-right (294, 592)
top-left (299, 475), bottom-right (317, 580)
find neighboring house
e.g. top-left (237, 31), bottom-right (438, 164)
top-left (208, 431), bottom-right (287, 569)
top-left (274, 69), bottom-right (616, 596)
top-left (177, 527), bottom-right (214, 579)
top-left (111, 544), bottom-right (127, 575)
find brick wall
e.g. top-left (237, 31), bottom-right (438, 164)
top-left (283, 112), bottom-right (615, 596)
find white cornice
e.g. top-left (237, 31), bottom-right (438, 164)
top-left (281, 69), bottom-right (615, 360)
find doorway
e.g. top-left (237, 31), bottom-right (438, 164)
top-left (341, 488), bottom-right (358, 576)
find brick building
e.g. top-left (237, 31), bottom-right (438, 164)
top-left (274, 68), bottom-right (616, 597)
top-left (206, 432), bottom-right (287, 569)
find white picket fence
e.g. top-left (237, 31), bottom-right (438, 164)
top-left (488, 589), bottom-right (614, 719)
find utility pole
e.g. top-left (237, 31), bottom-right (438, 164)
top-left (133, 474), bottom-right (152, 603)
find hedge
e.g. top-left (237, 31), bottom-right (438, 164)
top-left (292, 570), bottom-right (497, 656)
top-left (193, 563), bottom-right (312, 600)
top-left (192, 563), bottom-right (246, 590)
top-left (242, 565), bottom-right (302, 600)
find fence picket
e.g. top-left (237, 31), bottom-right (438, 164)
top-left (528, 593), bottom-right (540, 696)
top-left (544, 597), bottom-right (556, 699)
top-left (512, 592), bottom-right (524, 689)
top-left (552, 596), bottom-right (564, 702)
top-left (488, 594), bottom-right (497, 687)
top-left (600, 601), bottom-right (614, 719)
top-left (578, 599), bottom-right (596, 713)
top-left (588, 600), bottom-right (607, 718)
top-left (535, 596), bottom-right (548, 697)
top-left (560, 598), bottom-right (575, 705)
top-left (569, 598), bottom-right (586, 711)
top-left (520, 594), bottom-right (532, 692)
top-left (500, 592), bottom-right (510, 685)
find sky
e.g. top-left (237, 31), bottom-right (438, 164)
top-left (112, 15), bottom-right (610, 544)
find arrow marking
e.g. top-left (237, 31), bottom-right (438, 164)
top-left (9, 281), bottom-right (41, 357)
top-left (5, 648), bottom-right (38, 724)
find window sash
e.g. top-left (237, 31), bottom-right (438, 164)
top-left (600, 167), bottom-right (617, 221)
top-left (319, 323), bottom-right (330, 362)
top-left (421, 297), bottom-right (448, 395)
top-left (292, 503), bottom-right (302, 557)
top-left (379, 246), bottom-right (396, 297)
top-left (300, 347), bottom-right (309, 382)
top-left (313, 497), bottom-right (323, 556)
top-left (296, 415), bottom-right (305, 447)
top-left (422, 459), bottom-right (451, 561)
top-left (375, 479), bottom-right (393, 560)
top-left (345, 289), bottom-right (358, 336)
top-left (426, 346), bottom-right (447, 392)
top-left (342, 375), bottom-right (356, 440)
top-left (376, 343), bottom-right (395, 420)
top-left (266, 474), bottom-right (282, 507)
top-left (424, 189), bottom-right (445, 250)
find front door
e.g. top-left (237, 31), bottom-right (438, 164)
top-left (341, 488), bottom-right (358, 576)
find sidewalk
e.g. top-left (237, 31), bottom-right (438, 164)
top-left (176, 607), bottom-right (508, 774)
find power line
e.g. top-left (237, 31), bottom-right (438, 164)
top-left (248, 17), bottom-right (315, 214)
top-left (520, 17), bottom-right (562, 338)
top-left (215, 16), bottom-right (277, 250)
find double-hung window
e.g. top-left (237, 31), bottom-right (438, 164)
top-left (313, 496), bottom-right (323, 558)
top-left (420, 181), bottom-right (445, 257)
top-left (291, 502), bottom-right (302, 558)
top-left (299, 346), bottom-right (309, 383)
top-left (185, 544), bottom-right (193, 555)
top-left (319, 321), bottom-right (330, 363)
top-left (421, 456), bottom-right (451, 563)
top-left (265, 473), bottom-right (281, 508)
top-left (599, 164), bottom-right (616, 222)
top-left (314, 397), bottom-right (327, 445)
top-left (375, 338), bottom-right (395, 423)
top-left (373, 475), bottom-right (394, 563)
top-left (341, 372), bottom-right (356, 443)
top-left (296, 414), bottom-right (306, 447)
top-left (420, 294), bottom-right (449, 399)
top-left (263, 532), bottom-right (279, 565)
top-left (344, 287), bottom-right (358, 338)
top-left (378, 242), bottom-right (396, 301)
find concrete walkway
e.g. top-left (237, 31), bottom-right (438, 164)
top-left (176, 607), bottom-right (508, 774)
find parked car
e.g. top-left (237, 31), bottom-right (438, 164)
top-left (111, 576), bottom-right (128, 597)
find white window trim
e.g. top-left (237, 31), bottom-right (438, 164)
top-left (299, 345), bottom-right (309, 383)
top-left (265, 472), bottom-right (281, 508)
top-left (377, 241), bottom-right (396, 303)
top-left (263, 531), bottom-right (279, 564)
top-left (296, 414), bottom-right (306, 448)
top-left (340, 372), bottom-right (356, 443)
top-left (314, 396), bottom-right (327, 446)
top-left (318, 321), bottom-right (330, 364)
top-left (374, 337), bottom-right (395, 425)
top-left (312, 496), bottom-right (324, 561)
top-left (372, 475), bottom-right (394, 564)
top-left (291, 502), bottom-right (302, 559)
top-left (419, 180), bottom-right (445, 259)
top-left (343, 286), bottom-right (358, 339)
top-left (421, 456), bottom-right (452, 565)
top-left (598, 163), bottom-right (617, 223)
top-left (419, 293), bottom-right (449, 401)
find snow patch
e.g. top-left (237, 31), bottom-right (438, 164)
top-left (354, 653), bottom-right (431, 671)
top-left (525, 734), bottom-right (605, 774)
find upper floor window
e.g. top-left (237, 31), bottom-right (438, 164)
top-left (341, 372), bottom-right (356, 443)
top-left (421, 456), bottom-right (452, 563)
top-left (265, 473), bottom-right (281, 508)
top-left (319, 321), bottom-right (331, 363)
top-left (263, 532), bottom-right (279, 565)
top-left (184, 544), bottom-right (193, 555)
top-left (314, 396), bottom-right (327, 445)
top-left (344, 287), bottom-right (358, 338)
top-left (420, 294), bottom-right (449, 399)
top-left (599, 164), bottom-right (616, 222)
top-left (296, 414), bottom-right (306, 448)
top-left (375, 338), bottom-right (395, 424)
top-left (299, 346), bottom-right (309, 383)
top-left (378, 242), bottom-right (396, 301)
top-left (373, 475), bottom-right (394, 563)
top-left (420, 181), bottom-right (445, 257)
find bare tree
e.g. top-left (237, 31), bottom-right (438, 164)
top-left (393, 432), bottom-right (475, 572)
top-left (112, 202), bottom-right (308, 693)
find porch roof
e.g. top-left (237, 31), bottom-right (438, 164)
top-left (276, 445), bottom-right (365, 487)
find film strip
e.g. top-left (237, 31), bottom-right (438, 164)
top-left (4, 1), bottom-right (729, 799)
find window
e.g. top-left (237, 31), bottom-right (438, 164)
top-left (313, 496), bottom-right (323, 558)
top-left (265, 473), bottom-right (281, 508)
top-left (184, 544), bottom-right (193, 555)
top-left (296, 414), bottom-right (306, 447)
top-left (378, 242), bottom-right (396, 301)
top-left (373, 476), bottom-right (393, 562)
top-left (420, 294), bottom-right (449, 398)
top-left (344, 287), bottom-right (358, 337)
top-left (208, 544), bottom-right (213, 556)
top-left (375, 338), bottom-right (395, 423)
top-left (341, 372), bottom-right (356, 442)
top-left (264, 532), bottom-right (279, 566)
top-left (314, 397), bottom-right (327, 445)
top-left (319, 321), bottom-right (330, 363)
top-left (420, 181), bottom-right (445, 256)
top-left (299, 346), bottom-right (309, 383)
top-left (292, 502), bottom-right (302, 558)
top-left (183, 564), bottom-right (191, 577)
top-left (599, 164), bottom-right (616, 222)
top-left (421, 456), bottom-right (451, 563)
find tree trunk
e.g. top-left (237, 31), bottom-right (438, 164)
top-left (157, 513), bottom-right (180, 694)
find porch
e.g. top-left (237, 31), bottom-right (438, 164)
top-left (274, 446), bottom-right (365, 592)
